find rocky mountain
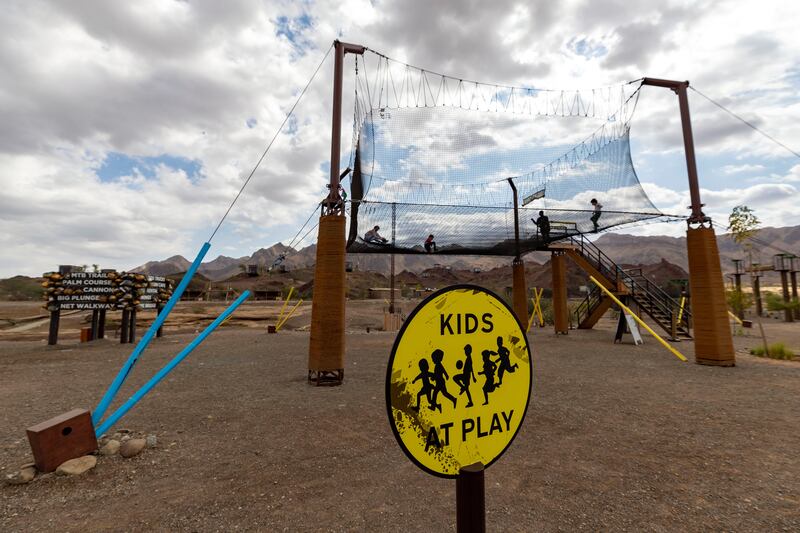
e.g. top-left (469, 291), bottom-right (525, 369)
top-left (130, 225), bottom-right (800, 281)
top-left (131, 244), bottom-right (521, 280)
top-left (132, 255), bottom-right (191, 277)
top-left (594, 225), bottom-right (800, 276)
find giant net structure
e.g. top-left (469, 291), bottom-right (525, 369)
top-left (344, 50), bottom-right (663, 256)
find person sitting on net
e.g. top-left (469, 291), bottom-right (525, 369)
top-left (364, 225), bottom-right (388, 245)
top-left (533, 211), bottom-right (550, 241)
top-left (590, 198), bottom-right (603, 233)
top-left (424, 234), bottom-right (437, 253)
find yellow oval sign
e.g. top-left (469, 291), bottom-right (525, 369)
top-left (386, 285), bottom-right (532, 477)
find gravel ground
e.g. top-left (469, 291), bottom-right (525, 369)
top-left (1, 310), bottom-right (799, 532)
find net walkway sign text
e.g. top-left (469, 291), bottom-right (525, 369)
top-left (43, 271), bottom-right (173, 311)
top-left (386, 285), bottom-right (532, 478)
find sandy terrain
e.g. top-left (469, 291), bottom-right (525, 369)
top-left (1, 302), bottom-right (799, 532)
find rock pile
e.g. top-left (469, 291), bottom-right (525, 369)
top-left (5, 431), bottom-right (160, 485)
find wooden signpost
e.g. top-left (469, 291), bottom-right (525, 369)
top-left (386, 285), bottom-right (532, 532)
top-left (42, 269), bottom-right (173, 345)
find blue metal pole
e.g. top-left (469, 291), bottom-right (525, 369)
top-left (94, 290), bottom-right (250, 437)
top-left (92, 241), bottom-right (212, 426)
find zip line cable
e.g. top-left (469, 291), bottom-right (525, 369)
top-left (286, 203), bottom-right (321, 249)
top-left (207, 43), bottom-right (334, 242)
top-left (689, 85), bottom-right (800, 159)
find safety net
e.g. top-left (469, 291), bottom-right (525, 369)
top-left (345, 50), bottom-right (661, 256)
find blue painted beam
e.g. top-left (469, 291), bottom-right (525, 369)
top-left (92, 242), bottom-right (212, 426)
top-left (94, 290), bottom-right (250, 437)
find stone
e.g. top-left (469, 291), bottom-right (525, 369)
top-left (119, 438), bottom-right (146, 458)
top-left (5, 467), bottom-right (36, 485)
top-left (99, 439), bottom-right (120, 456)
top-left (146, 434), bottom-right (157, 448)
top-left (56, 455), bottom-right (96, 476)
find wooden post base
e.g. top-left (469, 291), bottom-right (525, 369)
top-left (383, 312), bottom-right (402, 331)
top-left (26, 409), bottom-right (98, 473)
top-left (686, 226), bottom-right (735, 366)
top-left (308, 214), bottom-right (346, 383)
top-left (308, 369), bottom-right (344, 386)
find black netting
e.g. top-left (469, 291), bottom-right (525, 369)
top-left (344, 51), bottom-right (661, 256)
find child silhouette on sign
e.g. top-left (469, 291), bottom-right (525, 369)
top-left (430, 348), bottom-right (457, 412)
top-left (411, 359), bottom-right (435, 411)
top-left (478, 349), bottom-right (498, 406)
top-left (452, 344), bottom-right (477, 408)
top-left (494, 336), bottom-right (518, 386)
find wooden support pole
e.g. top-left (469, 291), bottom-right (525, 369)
top-left (90, 310), bottom-right (100, 341)
top-left (780, 271), bottom-right (793, 323)
top-left (791, 271), bottom-right (799, 320)
top-left (752, 276), bottom-right (763, 317)
top-left (120, 309), bottom-right (130, 344)
top-left (129, 309), bottom-right (137, 343)
top-left (307, 40), bottom-right (364, 387)
top-left (642, 78), bottom-right (733, 367)
top-left (156, 305), bottom-right (164, 338)
top-left (551, 252), bottom-right (568, 334)
top-left (390, 202), bottom-right (396, 315)
top-left (47, 308), bottom-right (60, 346)
top-left (98, 310), bottom-right (106, 339)
top-left (733, 273), bottom-right (744, 320)
top-left (456, 463), bottom-right (485, 533)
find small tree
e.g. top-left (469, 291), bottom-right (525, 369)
top-left (728, 205), bottom-right (768, 355)
top-left (727, 205), bottom-right (760, 247)
top-left (726, 289), bottom-right (753, 317)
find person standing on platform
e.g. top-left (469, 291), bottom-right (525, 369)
top-left (590, 198), bottom-right (603, 233)
top-left (533, 211), bottom-right (550, 241)
top-left (424, 234), bottom-right (437, 253)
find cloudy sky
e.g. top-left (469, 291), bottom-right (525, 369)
top-left (1, 0), bottom-right (798, 277)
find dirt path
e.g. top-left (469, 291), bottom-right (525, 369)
top-left (1, 314), bottom-right (799, 531)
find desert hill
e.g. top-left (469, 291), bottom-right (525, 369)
top-left (594, 225), bottom-right (799, 272)
top-left (130, 224), bottom-right (799, 282)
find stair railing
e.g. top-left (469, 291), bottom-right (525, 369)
top-left (567, 234), bottom-right (692, 334)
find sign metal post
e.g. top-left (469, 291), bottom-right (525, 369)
top-left (456, 462), bottom-right (486, 533)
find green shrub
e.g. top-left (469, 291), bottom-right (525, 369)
top-left (726, 289), bottom-right (753, 316)
top-left (764, 292), bottom-right (800, 312)
top-left (750, 342), bottom-right (795, 360)
top-left (0, 276), bottom-right (43, 301)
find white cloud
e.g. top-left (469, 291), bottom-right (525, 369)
top-left (722, 163), bottom-right (765, 174)
top-left (1, 0), bottom-right (799, 277)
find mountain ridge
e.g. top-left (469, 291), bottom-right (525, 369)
top-left (129, 225), bottom-right (800, 281)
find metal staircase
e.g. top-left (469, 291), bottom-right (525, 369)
top-left (564, 234), bottom-right (692, 340)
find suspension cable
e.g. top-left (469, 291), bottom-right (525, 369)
top-left (207, 43), bottom-right (334, 242)
top-left (689, 85), bottom-right (800, 159)
top-left (286, 203), bottom-right (321, 249)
